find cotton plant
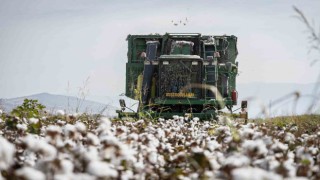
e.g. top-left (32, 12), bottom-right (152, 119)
top-left (1, 113), bottom-right (320, 179)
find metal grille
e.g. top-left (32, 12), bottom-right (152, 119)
top-left (159, 60), bottom-right (202, 98)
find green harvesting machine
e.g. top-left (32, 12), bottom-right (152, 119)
top-left (117, 33), bottom-right (246, 120)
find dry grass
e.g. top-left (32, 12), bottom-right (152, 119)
top-left (254, 114), bottom-right (320, 136)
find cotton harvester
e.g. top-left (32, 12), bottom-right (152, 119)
top-left (117, 33), bottom-right (247, 120)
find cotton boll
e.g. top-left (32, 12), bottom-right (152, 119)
top-left (133, 119), bottom-right (145, 126)
top-left (285, 177), bottom-right (311, 180)
top-left (158, 118), bottom-right (165, 122)
top-left (148, 151), bottom-right (158, 164)
top-left (63, 124), bottom-right (77, 137)
top-left (46, 125), bottom-right (62, 137)
top-left (71, 173), bottom-right (95, 180)
top-left (98, 117), bottom-right (111, 127)
top-left (218, 116), bottom-right (231, 125)
top-left (311, 165), bottom-right (320, 177)
top-left (22, 135), bottom-right (57, 160)
top-left (193, 117), bottom-right (200, 122)
top-left (223, 153), bottom-right (250, 168)
top-left (67, 113), bottom-right (77, 122)
top-left (252, 131), bottom-right (263, 139)
top-left (207, 156), bottom-right (221, 170)
top-left (146, 135), bottom-right (160, 150)
top-left (134, 159), bottom-right (145, 173)
top-left (289, 125), bottom-right (298, 132)
top-left (253, 158), bottom-right (270, 170)
top-left (261, 136), bottom-right (273, 147)
top-left (215, 126), bottom-right (231, 136)
top-left (269, 159), bottom-right (281, 171)
top-left (87, 161), bottom-right (118, 178)
top-left (163, 143), bottom-right (174, 153)
top-left (96, 118), bottom-right (113, 136)
top-left (28, 118), bottom-right (39, 124)
top-left (116, 126), bottom-right (128, 137)
top-left (202, 122), bottom-right (211, 130)
top-left (17, 123), bottom-right (28, 131)
top-left (56, 110), bottom-right (65, 116)
top-left (146, 126), bottom-right (156, 134)
top-left (206, 140), bottom-right (221, 151)
top-left (308, 146), bottom-right (319, 156)
top-left (54, 174), bottom-right (74, 180)
top-left (63, 139), bottom-right (77, 149)
top-left (155, 128), bottom-right (166, 140)
top-left (116, 144), bottom-right (136, 164)
top-left (83, 146), bottom-right (99, 162)
top-left (157, 154), bottom-right (166, 167)
top-left (15, 167), bottom-right (46, 180)
top-left (204, 171), bottom-right (215, 179)
top-left (232, 167), bottom-right (282, 180)
top-left (100, 135), bottom-right (120, 147)
top-left (38, 142), bottom-right (57, 160)
top-left (172, 151), bottom-right (187, 162)
top-left (178, 116), bottom-right (185, 123)
top-left (271, 140), bottom-right (288, 153)
top-left (287, 151), bottom-right (295, 161)
top-left (128, 133), bottom-right (138, 142)
top-left (121, 170), bottom-right (134, 180)
top-left (242, 139), bottom-right (268, 157)
top-left (0, 137), bottom-right (15, 170)
top-left (57, 120), bottom-right (66, 126)
top-left (59, 159), bottom-right (74, 174)
top-left (239, 127), bottom-right (254, 139)
top-left (300, 134), bottom-right (309, 142)
top-left (23, 152), bottom-right (37, 167)
top-left (189, 173), bottom-right (199, 179)
top-left (75, 122), bottom-right (87, 133)
top-left (284, 132), bottom-right (296, 144)
top-left (223, 136), bottom-right (233, 144)
top-left (172, 115), bottom-right (179, 120)
top-left (86, 133), bottom-right (100, 146)
top-left (282, 159), bottom-right (297, 177)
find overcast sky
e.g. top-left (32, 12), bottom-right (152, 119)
top-left (0, 0), bottom-right (320, 101)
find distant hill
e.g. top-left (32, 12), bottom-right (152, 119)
top-left (0, 93), bottom-right (119, 117)
top-left (0, 83), bottom-right (319, 119)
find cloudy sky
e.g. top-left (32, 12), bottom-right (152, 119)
top-left (0, 0), bottom-right (319, 102)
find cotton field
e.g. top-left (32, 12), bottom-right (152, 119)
top-left (0, 113), bottom-right (320, 180)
